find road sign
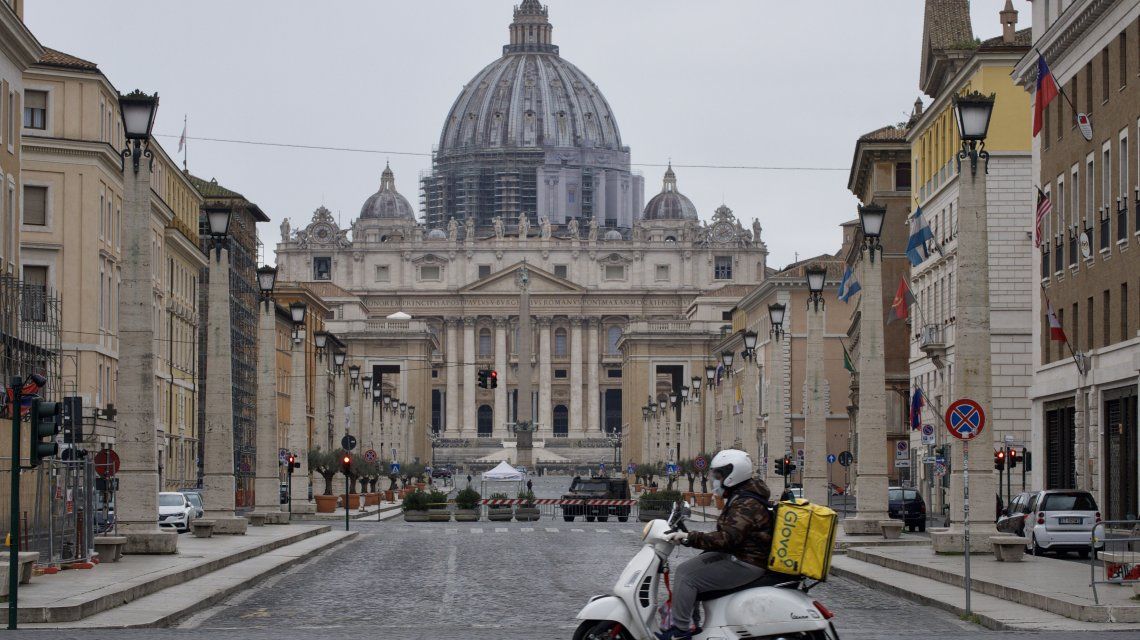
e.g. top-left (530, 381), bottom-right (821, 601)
top-left (921, 424), bottom-right (934, 437)
top-left (278, 447), bottom-right (290, 463)
top-left (341, 434), bottom-right (358, 451)
top-left (797, 448), bottom-right (804, 460)
top-left (665, 463), bottom-right (678, 476)
top-left (934, 462), bottom-right (946, 477)
top-left (838, 451), bottom-right (853, 467)
top-left (895, 460), bottom-right (911, 468)
top-left (93, 449), bottom-right (120, 479)
top-left (364, 449), bottom-right (378, 463)
top-left (826, 453), bottom-right (836, 464)
top-left (921, 432), bottom-right (936, 445)
top-left (693, 455), bottom-right (707, 471)
top-left (389, 462), bottom-right (400, 474)
top-left (922, 456), bottom-right (937, 464)
top-left (945, 398), bottom-right (985, 441)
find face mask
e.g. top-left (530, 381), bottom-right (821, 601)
top-left (712, 478), bottom-right (724, 497)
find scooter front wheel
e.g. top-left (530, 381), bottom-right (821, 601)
top-left (572, 620), bottom-right (633, 640)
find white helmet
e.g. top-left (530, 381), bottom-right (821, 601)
top-left (710, 449), bottom-right (753, 489)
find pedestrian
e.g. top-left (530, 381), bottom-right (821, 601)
top-left (527, 479), bottom-right (533, 493)
top-left (467, 474), bottom-right (473, 487)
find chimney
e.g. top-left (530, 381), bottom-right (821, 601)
top-left (1000, 0), bottom-right (1018, 44)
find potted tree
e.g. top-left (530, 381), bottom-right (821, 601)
top-left (487, 492), bottom-right (513, 522)
top-left (385, 467), bottom-right (398, 502)
top-left (454, 486), bottom-right (481, 522)
top-left (515, 490), bottom-right (540, 522)
top-left (309, 449), bottom-right (340, 513)
top-left (427, 489), bottom-right (451, 522)
top-left (638, 489), bottom-right (682, 522)
top-left (341, 454), bottom-right (362, 511)
top-left (679, 459), bottom-right (696, 502)
top-left (402, 489), bottom-right (430, 522)
top-left (361, 460), bottom-right (381, 506)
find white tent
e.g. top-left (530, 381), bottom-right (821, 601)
top-left (483, 460), bottom-right (524, 481)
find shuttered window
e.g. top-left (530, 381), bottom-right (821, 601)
top-left (22, 185), bottom-right (46, 225)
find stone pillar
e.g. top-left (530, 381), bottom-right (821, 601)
top-left (289, 335), bottom-right (314, 513)
top-left (570, 318), bottom-right (584, 434)
top-left (931, 158), bottom-right (997, 552)
top-left (587, 319), bottom-right (600, 432)
top-left (765, 314), bottom-right (791, 496)
top-left (803, 300), bottom-right (828, 507)
top-left (202, 249), bottom-right (247, 534)
top-left (463, 317), bottom-right (477, 436)
top-left (314, 359), bottom-right (329, 452)
top-left (332, 369), bottom-right (345, 450)
top-left (254, 301), bottom-right (284, 521)
top-left (494, 318), bottom-right (508, 436)
top-left (843, 252), bottom-right (888, 534)
top-left (445, 319), bottom-right (458, 432)
top-left (117, 152), bottom-right (177, 553)
top-left (539, 318), bottom-right (552, 437)
top-left (516, 271), bottom-right (534, 469)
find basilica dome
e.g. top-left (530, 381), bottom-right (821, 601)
top-left (360, 163), bottom-right (415, 220)
top-left (438, 0), bottom-right (623, 153)
top-left (642, 165), bottom-right (698, 220)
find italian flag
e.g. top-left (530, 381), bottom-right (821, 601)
top-left (1046, 300), bottom-right (1067, 342)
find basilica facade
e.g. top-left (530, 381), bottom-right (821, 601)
top-left (275, 1), bottom-right (770, 465)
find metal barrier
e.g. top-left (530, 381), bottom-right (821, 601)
top-left (479, 498), bottom-right (639, 522)
top-left (1090, 520), bottom-right (1139, 605)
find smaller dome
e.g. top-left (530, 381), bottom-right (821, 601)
top-left (642, 164), bottom-right (698, 221)
top-left (360, 163), bottom-right (415, 220)
top-left (604, 229), bottom-right (624, 241)
top-left (426, 228), bottom-right (447, 240)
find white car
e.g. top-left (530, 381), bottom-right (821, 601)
top-left (158, 492), bottom-right (195, 533)
top-left (1024, 490), bottom-right (1102, 557)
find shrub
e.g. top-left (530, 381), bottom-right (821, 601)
top-left (455, 487), bottom-right (481, 510)
top-left (488, 492), bottom-right (510, 509)
top-left (517, 490), bottom-right (536, 507)
top-left (427, 490), bottom-right (449, 508)
top-left (402, 490), bottom-right (429, 512)
top-left (639, 489), bottom-right (683, 511)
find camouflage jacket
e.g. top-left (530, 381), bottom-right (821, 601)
top-left (686, 478), bottom-right (772, 568)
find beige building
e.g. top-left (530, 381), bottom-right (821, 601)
top-left (0, 0), bottom-right (42, 273)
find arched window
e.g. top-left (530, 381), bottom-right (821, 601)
top-left (477, 405), bottom-right (493, 437)
top-left (554, 328), bottom-right (568, 357)
top-left (479, 328), bottom-right (492, 357)
top-left (607, 326), bottom-right (623, 355)
top-left (553, 405), bottom-right (569, 437)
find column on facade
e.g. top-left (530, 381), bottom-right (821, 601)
top-left (765, 316), bottom-right (791, 495)
top-left (539, 318), bottom-right (552, 436)
top-left (803, 301), bottom-right (828, 506)
top-left (463, 317), bottom-right (477, 436)
top-left (289, 335), bottom-right (314, 513)
top-left (445, 319), bottom-right (459, 433)
top-left (569, 318), bottom-right (584, 435)
top-left (587, 319), bottom-right (600, 432)
top-left (350, 364), bottom-right (363, 444)
top-left (254, 302), bottom-right (284, 520)
top-left (494, 318), bottom-right (508, 436)
top-left (314, 359), bottom-right (329, 452)
top-left (201, 248), bottom-right (247, 533)
top-left (333, 369), bottom-right (345, 450)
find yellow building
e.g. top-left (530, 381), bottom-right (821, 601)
top-left (0, 0), bottom-right (42, 272)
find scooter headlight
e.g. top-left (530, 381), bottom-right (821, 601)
top-left (642, 522), bottom-right (652, 541)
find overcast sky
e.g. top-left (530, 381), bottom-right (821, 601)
top-left (25, 1), bottom-right (1029, 269)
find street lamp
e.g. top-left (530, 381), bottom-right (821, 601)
top-left (362, 375), bottom-right (372, 394)
top-left (657, 398), bottom-right (667, 414)
top-left (204, 206), bottom-right (232, 261)
top-left (118, 90), bottom-right (158, 173)
top-left (349, 364), bottom-right (361, 388)
top-left (952, 91), bottom-right (995, 175)
top-left (408, 406), bottom-right (415, 420)
top-left (691, 376), bottom-right (702, 402)
top-left (399, 402), bottom-right (407, 416)
top-left (740, 330), bottom-right (758, 362)
top-left (256, 265), bottom-right (277, 307)
top-left (383, 395), bottom-right (392, 412)
top-left (857, 203), bottom-right (886, 261)
top-left (720, 350), bottom-right (734, 370)
top-left (332, 350), bottom-right (346, 375)
top-left (768, 303), bottom-right (786, 341)
top-left (806, 264), bottom-right (827, 312)
top-left (289, 302), bottom-right (307, 344)
top-left (705, 365), bottom-right (717, 388)
top-left (680, 386), bottom-right (690, 404)
top-left (641, 406), bottom-right (650, 420)
top-left (669, 391), bottom-right (679, 408)
top-left (372, 387), bottom-right (382, 404)
top-left (313, 331), bottom-right (329, 361)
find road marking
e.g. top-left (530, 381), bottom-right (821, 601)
top-left (446, 528), bottom-right (458, 534)
top-left (596, 529), bottom-right (609, 533)
top-left (571, 528), bottom-right (584, 533)
top-left (495, 527), bottom-right (508, 533)
top-left (470, 528), bottom-right (483, 534)
top-left (521, 527), bottom-right (534, 532)
top-left (545, 527), bottom-right (559, 533)
top-left (439, 544), bottom-right (457, 616)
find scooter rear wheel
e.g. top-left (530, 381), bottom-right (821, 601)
top-left (572, 620), bottom-right (633, 640)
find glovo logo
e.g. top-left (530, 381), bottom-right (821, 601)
top-left (772, 509), bottom-right (800, 571)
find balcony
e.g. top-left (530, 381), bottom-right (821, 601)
top-left (918, 324), bottom-right (947, 367)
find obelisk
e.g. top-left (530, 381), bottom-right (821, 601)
top-left (515, 262), bottom-right (535, 468)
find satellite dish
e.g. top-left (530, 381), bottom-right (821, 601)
top-left (1076, 113), bottom-right (1093, 142)
top-left (1079, 232), bottom-right (1091, 259)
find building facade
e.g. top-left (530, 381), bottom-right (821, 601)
top-left (1016, 0), bottom-right (1140, 519)
top-left (0, 0), bottom-right (41, 273)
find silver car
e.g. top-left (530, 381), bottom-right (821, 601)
top-left (158, 492), bottom-right (195, 533)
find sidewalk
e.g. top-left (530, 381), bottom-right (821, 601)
top-left (300, 499), bottom-right (403, 521)
top-left (13, 523), bottom-right (353, 627)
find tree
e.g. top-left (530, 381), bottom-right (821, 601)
top-left (679, 459), bottom-right (696, 493)
top-left (308, 448), bottom-right (339, 496)
top-left (697, 451), bottom-right (713, 493)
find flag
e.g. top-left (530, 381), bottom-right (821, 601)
top-left (178, 115), bottom-right (187, 153)
top-left (905, 207), bottom-right (934, 267)
top-left (715, 362), bottom-right (724, 386)
top-left (887, 277), bottom-right (915, 324)
top-left (910, 388), bottom-right (924, 431)
top-left (837, 265), bottom-right (861, 303)
top-left (842, 343), bottom-right (856, 374)
top-left (1035, 188), bottom-right (1051, 248)
top-left (1045, 298), bottom-right (1067, 342)
top-left (1033, 55), bottom-right (1059, 137)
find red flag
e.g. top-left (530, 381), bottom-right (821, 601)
top-left (1045, 299), bottom-right (1067, 342)
top-left (1033, 56), bottom-right (1059, 137)
top-left (1035, 188), bottom-right (1051, 248)
top-left (887, 277), bottom-right (915, 324)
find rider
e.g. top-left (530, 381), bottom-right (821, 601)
top-left (657, 449), bottom-right (772, 640)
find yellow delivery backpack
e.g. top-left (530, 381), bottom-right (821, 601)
top-left (766, 499), bottom-right (838, 580)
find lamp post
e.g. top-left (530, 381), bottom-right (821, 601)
top-left (114, 89), bottom-right (179, 552)
top-left (313, 331), bottom-right (329, 361)
top-left (930, 92), bottom-right (999, 554)
top-left (765, 297), bottom-right (791, 494)
top-left (802, 264), bottom-right (829, 506)
top-left (254, 265), bottom-right (283, 521)
top-left (372, 387), bottom-right (383, 451)
top-left (286, 301), bottom-right (313, 513)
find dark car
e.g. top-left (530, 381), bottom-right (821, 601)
top-left (561, 476), bottom-right (630, 523)
top-left (431, 468), bottom-right (452, 479)
top-left (997, 491), bottom-right (1035, 536)
top-left (179, 490), bottom-right (205, 519)
top-left (888, 487), bottom-right (926, 532)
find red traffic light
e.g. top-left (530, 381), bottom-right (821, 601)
top-left (287, 455), bottom-right (296, 464)
top-left (996, 450), bottom-right (1005, 459)
top-left (490, 370), bottom-right (497, 379)
top-left (342, 455), bottom-right (351, 465)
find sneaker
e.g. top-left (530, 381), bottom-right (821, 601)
top-left (654, 627), bottom-right (693, 640)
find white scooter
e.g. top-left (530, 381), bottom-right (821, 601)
top-left (573, 502), bottom-right (839, 640)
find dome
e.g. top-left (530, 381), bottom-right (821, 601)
top-left (426, 228), bottom-right (447, 240)
top-left (604, 229), bottom-right (624, 241)
top-left (642, 164), bottom-right (698, 220)
top-left (437, 2), bottom-right (623, 153)
top-left (360, 163), bottom-right (415, 220)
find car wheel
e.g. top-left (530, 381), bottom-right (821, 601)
top-left (919, 522), bottom-right (926, 533)
top-left (618, 516), bottom-right (629, 523)
top-left (563, 515), bottom-right (575, 522)
top-left (1031, 534), bottom-right (1043, 556)
top-left (1078, 549), bottom-right (1090, 559)
top-left (597, 516), bottom-right (609, 523)
top-left (586, 516), bottom-right (596, 522)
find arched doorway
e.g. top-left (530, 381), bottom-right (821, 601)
top-left (553, 405), bottom-right (569, 437)
top-left (477, 405), bottom-right (493, 437)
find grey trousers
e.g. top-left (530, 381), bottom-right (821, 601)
top-left (670, 551), bottom-right (765, 629)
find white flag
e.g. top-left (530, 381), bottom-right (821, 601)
top-left (177, 116), bottom-right (187, 153)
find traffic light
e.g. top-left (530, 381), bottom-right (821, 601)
top-left (340, 453), bottom-right (352, 474)
top-left (286, 454), bottom-right (299, 474)
top-left (489, 369), bottom-right (498, 389)
top-left (477, 369), bottom-right (489, 389)
top-left (1007, 447), bottom-right (1018, 471)
top-left (993, 448), bottom-right (1005, 471)
top-left (1021, 448), bottom-right (1032, 472)
top-left (785, 457), bottom-right (797, 476)
top-left (30, 399), bottom-right (62, 466)
top-left (775, 457), bottom-right (785, 476)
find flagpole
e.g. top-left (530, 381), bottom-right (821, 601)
top-left (1041, 285), bottom-right (1085, 374)
top-left (183, 115), bottom-right (188, 171)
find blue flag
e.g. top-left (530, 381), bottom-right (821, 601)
top-left (910, 388), bottom-right (924, 431)
top-left (906, 207), bottom-right (934, 267)
top-left (837, 265), bottom-right (861, 303)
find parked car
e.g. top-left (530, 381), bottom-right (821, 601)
top-left (561, 475), bottom-right (630, 522)
top-left (1017, 490), bottom-right (1102, 557)
top-left (158, 492), bottom-right (195, 533)
top-left (888, 487), bottom-right (926, 532)
top-left (431, 468), bottom-right (452, 479)
top-left (179, 490), bottom-right (204, 519)
top-left (997, 491), bottom-right (1035, 536)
